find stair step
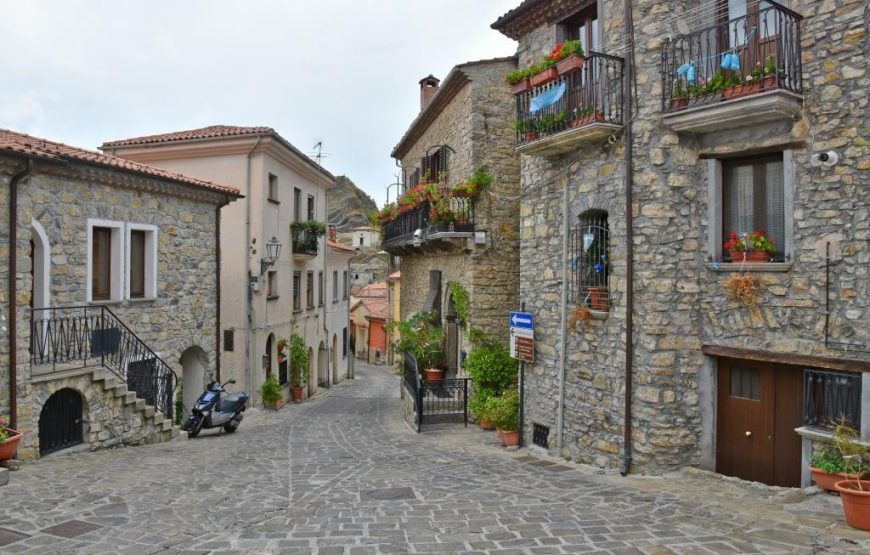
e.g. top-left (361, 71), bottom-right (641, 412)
top-left (113, 384), bottom-right (128, 397)
top-left (144, 406), bottom-right (155, 418)
top-left (133, 398), bottom-right (146, 411)
top-left (160, 419), bottom-right (173, 431)
top-left (122, 391), bottom-right (137, 404)
top-left (169, 427), bottom-right (180, 439)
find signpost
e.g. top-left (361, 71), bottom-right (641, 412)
top-left (510, 309), bottom-right (534, 448)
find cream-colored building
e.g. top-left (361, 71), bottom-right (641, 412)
top-left (338, 226), bottom-right (380, 249)
top-left (102, 126), bottom-right (341, 403)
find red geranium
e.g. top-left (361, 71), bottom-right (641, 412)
top-left (548, 43), bottom-right (564, 61)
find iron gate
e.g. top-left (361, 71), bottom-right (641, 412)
top-left (404, 352), bottom-right (469, 432)
top-left (39, 388), bottom-right (84, 455)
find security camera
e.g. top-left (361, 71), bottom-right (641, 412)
top-left (811, 150), bottom-right (839, 168)
top-left (412, 228), bottom-right (423, 247)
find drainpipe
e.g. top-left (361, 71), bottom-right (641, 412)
top-left (620, 0), bottom-right (636, 477)
top-left (556, 174), bottom-right (569, 455)
top-left (7, 158), bottom-right (33, 430)
top-left (245, 136), bottom-right (262, 397)
top-left (215, 196), bottom-right (231, 382)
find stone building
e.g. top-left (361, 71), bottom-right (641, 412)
top-left (384, 60), bottom-right (522, 375)
top-left (493, 0), bottom-right (869, 487)
top-left (102, 126), bottom-right (344, 404)
top-left (0, 129), bottom-right (240, 459)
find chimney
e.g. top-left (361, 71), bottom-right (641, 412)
top-left (328, 226), bottom-right (337, 241)
top-left (419, 75), bottom-right (440, 111)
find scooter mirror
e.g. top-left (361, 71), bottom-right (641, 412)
top-left (228, 379), bottom-right (237, 384)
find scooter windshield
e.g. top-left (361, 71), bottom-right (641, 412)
top-left (201, 391), bottom-right (217, 402)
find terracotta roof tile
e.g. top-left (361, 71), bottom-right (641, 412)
top-left (327, 239), bottom-right (356, 253)
top-left (0, 128), bottom-right (240, 196)
top-left (100, 125), bottom-right (276, 148)
top-left (361, 298), bottom-right (389, 320)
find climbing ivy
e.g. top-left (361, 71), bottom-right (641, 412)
top-left (448, 282), bottom-right (470, 326)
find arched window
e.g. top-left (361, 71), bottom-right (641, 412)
top-left (571, 210), bottom-right (609, 312)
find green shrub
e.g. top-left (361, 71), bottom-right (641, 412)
top-left (465, 343), bottom-right (517, 397)
top-left (289, 334), bottom-right (310, 387)
top-left (261, 375), bottom-right (283, 404)
top-left (811, 445), bottom-right (847, 474)
top-left (491, 388), bottom-right (519, 432)
top-left (387, 312), bottom-right (444, 369)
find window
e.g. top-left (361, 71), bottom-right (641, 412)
top-left (267, 270), bottom-right (278, 299)
top-left (92, 227), bottom-right (113, 301)
top-left (306, 271), bottom-right (314, 308)
top-left (729, 366), bottom-right (761, 400)
top-left (359, 236), bottom-right (364, 246)
top-left (224, 329), bottom-right (234, 352)
top-left (268, 173), bottom-right (279, 203)
top-left (804, 369), bottom-right (862, 429)
top-left (721, 154), bottom-right (785, 261)
top-left (560, 5), bottom-right (599, 53)
top-left (408, 168), bottom-right (421, 188)
top-left (318, 271), bottom-right (324, 306)
top-left (342, 271), bottom-right (348, 299)
top-left (293, 187), bottom-right (301, 222)
top-left (333, 270), bottom-right (338, 301)
top-left (421, 146), bottom-right (449, 183)
top-left (342, 327), bottom-right (348, 357)
top-left (126, 224), bottom-right (157, 299)
top-left (88, 219), bottom-right (124, 302)
top-left (571, 210), bottom-right (609, 312)
top-left (293, 271), bottom-right (301, 311)
top-left (307, 195), bottom-right (315, 221)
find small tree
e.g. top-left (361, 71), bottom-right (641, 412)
top-left (261, 375), bottom-right (282, 404)
top-left (289, 334), bottom-right (310, 388)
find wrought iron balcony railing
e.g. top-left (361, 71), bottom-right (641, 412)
top-left (804, 369), bottom-right (861, 430)
top-left (514, 52), bottom-right (624, 148)
top-left (661, 1), bottom-right (802, 113)
top-left (382, 195), bottom-right (475, 251)
top-left (291, 227), bottom-right (319, 257)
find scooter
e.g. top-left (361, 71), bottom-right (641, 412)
top-left (181, 379), bottom-right (248, 438)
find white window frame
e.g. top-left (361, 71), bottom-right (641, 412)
top-left (125, 223), bottom-right (158, 300)
top-left (87, 219), bottom-right (124, 303)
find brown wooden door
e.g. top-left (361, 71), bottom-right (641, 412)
top-left (772, 365), bottom-right (803, 487)
top-left (717, 358), bottom-right (775, 484)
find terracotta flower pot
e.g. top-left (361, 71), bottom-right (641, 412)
top-left (670, 97), bottom-right (689, 111)
top-left (291, 386), bottom-right (304, 402)
top-left (510, 79), bottom-right (531, 95)
top-left (588, 288), bottom-right (609, 311)
top-left (0, 429), bottom-right (23, 461)
top-left (265, 398), bottom-right (286, 410)
top-left (761, 75), bottom-right (777, 89)
top-left (501, 430), bottom-right (520, 448)
top-left (424, 369), bottom-right (445, 384)
top-left (530, 67), bottom-right (558, 87)
top-left (835, 480), bottom-right (870, 530)
top-left (556, 54), bottom-right (584, 75)
top-left (479, 419), bottom-right (495, 431)
top-left (811, 467), bottom-right (852, 492)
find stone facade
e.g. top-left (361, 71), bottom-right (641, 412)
top-left (392, 58), bottom-right (522, 357)
top-left (502, 0), bottom-right (869, 476)
top-left (0, 148), bottom-right (232, 459)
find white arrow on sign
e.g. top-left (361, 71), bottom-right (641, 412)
top-left (510, 313), bottom-right (532, 326)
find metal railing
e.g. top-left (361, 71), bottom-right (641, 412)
top-left (291, 227), bottom-right (319, 257)
top-left (570, 212), bottom-right (610, 311)
top-left (661, 1), bottom-right (802, 112)
top-left (804, 369), bottom-right (861, 429)
top-left (514, 52), bottom-right (624, 146)
top-left (403, 351), bottom-right (469, 432)
top-left (382, 196), bottom-right (475, 249)
top-left (31, 305), bottom-right (178, 420)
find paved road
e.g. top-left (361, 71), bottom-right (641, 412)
top-left (1, 362), bottom-right (868, 554)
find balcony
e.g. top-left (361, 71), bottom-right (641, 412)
top-left (291, 227), bottom-right (319, 259)
top-left (661, 1), bottom-right (803, 133)
top-left (514, 53), bottom-right (624, 157)
top-left (381, 195), bottom-right (475, 255)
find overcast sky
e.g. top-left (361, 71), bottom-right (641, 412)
top-left (0, 1), bottom-right (519, 207)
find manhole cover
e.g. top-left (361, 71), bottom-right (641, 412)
top-left (42, 520), bottom-right (102, 538)
top-left (360, 487), bottom-right (416, 501)
top-left (0, 528), bottom-right (29, 547)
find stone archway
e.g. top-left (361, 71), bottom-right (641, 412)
top-left (180, 346), bottom-right (208, 419)
top-left (39, 387), bottom-right (85, 456)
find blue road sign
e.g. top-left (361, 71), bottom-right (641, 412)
top-left (509, 311), bottom-right (534, 330)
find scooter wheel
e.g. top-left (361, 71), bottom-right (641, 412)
top-left (223, 420), bottom-right (239, 433)
top-left (187, 416), bottom-right (204, 438)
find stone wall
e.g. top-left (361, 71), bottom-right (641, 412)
top-left (515, 0), bottom-right (869, 472)
top-left (1, 158), bottom-right (221, 458)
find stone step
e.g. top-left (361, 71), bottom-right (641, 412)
top-left (160, 419), bottom-right (173, 432)
top-left (144, 406), bottom-right (155, 418)
top-left (122, 391), bottom-right (137, 405)
top-left (169, 427), bottom-right (180, 439)
top-left (133, 398), bottom-right (146, 411)
top-left (113, 384), bottom-right (128, 397)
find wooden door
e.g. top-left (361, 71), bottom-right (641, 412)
top-left (717, 359), bottom-right (775, 484)
top-left (773, 366), bottom-right (803, 487)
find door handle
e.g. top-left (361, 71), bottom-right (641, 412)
top-left (745, 430), bottom-right (752, 437)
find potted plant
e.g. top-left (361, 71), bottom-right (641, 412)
top-left (833, 419), bottom-right (870, 530)
top-left (388, 312), bottom-right (445, 383)
top-left (277, 338), bottom-right (288, 364)
top-left (0, 416), bottom-right (23, 461)
top-left (722, 273), bottom-right (760, 306)
top-left (587, 287), bottom-right (609, 311)
top-left (288, 334), bottom-right (310, 402)
top-left (261, 375), bottom-right (284, 410)
top-left (723, 229), bottom-right (775, 263)
top-left (506, 67), bottom-right (532, 95)
top-left (762, 54), bottom-right (780, 89)
top-left (290, 220), bottom-right (327, 237)
top-left (671, 78), bottom-right (689, 110)
top-left (492, 388), bottom-right (520, 448)
top-left (529, 60), bottom-right (558, 87)
top-left (554, 40), bottom-right (585, 75)
top-left (514, 119), bottom-right (538, 143)
top-left (810, 443), bottom-right (862, 492)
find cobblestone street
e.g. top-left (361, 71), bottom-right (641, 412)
top-left (1, 362), bottom-right (868, 554)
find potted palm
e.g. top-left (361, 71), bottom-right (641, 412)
top-left (261, 375), bottom-right (285, 410)
top-left (288, 334), bottom-right (310, 402)
top-left (0, 417), bottom-right (23, 461)
top-left (833, 419), bottom-right (870, 529)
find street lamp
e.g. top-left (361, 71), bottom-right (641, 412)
top-left (260, 236), bottom-right (282, 275)
top-left (386, 181), bottom-right (402, 204)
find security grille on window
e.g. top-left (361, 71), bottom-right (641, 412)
top-left (223, 329), bottom-right (234, 352)
top-left (293, 271), bottom-right (301, 311)
top-left (532, 423), bottom-right (550, 448)
top-left (722, 154), bottom-right (784, 261)
top-left (571, 210), bottom-right (610, 312)
top-left (804, 369), bottom-right (862, 429)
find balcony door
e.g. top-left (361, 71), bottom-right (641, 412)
top-left (561, 5), bottom-right (599, 54)
top-left (718, 0), bottom-right (779, 74)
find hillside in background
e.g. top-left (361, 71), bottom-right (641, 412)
top-left (328, 176), bottom-right (378, 230)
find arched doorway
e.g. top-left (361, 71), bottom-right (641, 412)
top-left (39, 388), bottom-right (84, 456)
top-left (265, 333), bottom-right (275, 379)
top-left (332, 333), bottom-right (338, 384)
top-left (445, 290), bottom-right (459, 378)
top-left (318, 340), bottom-right (328, 388)
top-left (307, 347), bottom-right (315, 397)
top-left (180, 346), bottom-right (207, 419)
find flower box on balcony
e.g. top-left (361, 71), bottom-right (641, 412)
top-left (556, 55), bottom-right (585, 76)
top-left (569, 112), bottom-right (605, 128)
top-left (510, 78), bottom-right (531, 95)
top-left (530, 67), bottom-right (558, 87)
